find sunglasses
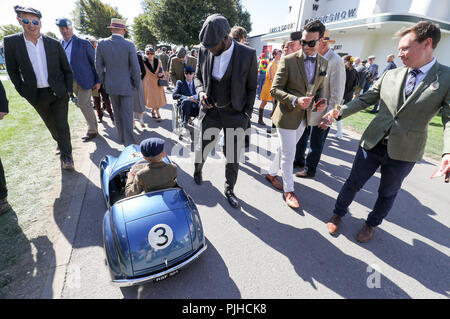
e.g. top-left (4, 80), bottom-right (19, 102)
top-left (18, 17), bottom-right (40, 26)
top-left (300, 39), bottom-right (320, 47)
top-left (146, 52), bottom-right (155, 55)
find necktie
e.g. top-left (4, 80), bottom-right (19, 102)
top-left (405, 69), bottom-right (421, 98)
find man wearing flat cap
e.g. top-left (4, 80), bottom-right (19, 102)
top-left (4, 5), bottom-right (75, 170)
top-left (56, 17), bottom-right (100, 142)
top-left (194, 13), bottom-right (258, 208)
top-left (172, 65), bottom-right (200, 128)
top-left (125, 138), bottom-right (178, 197)
top-left (170, 47), bottom-right (196, 86)
top-left (95, 18), bottom-right (141, 146)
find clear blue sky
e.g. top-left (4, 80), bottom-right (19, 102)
top-left (1, 0), bottom-right (290, 37)
top-left (242, 0), bottom-right (291, 36)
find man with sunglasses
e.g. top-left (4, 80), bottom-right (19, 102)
top-left (266, 20), bottom-right (328, 209)
top-left (294, 29), bottom-right (345, 180)
top-left (4, 5), bottom-right (75, 170)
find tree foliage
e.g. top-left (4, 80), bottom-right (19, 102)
top-left (143, 0), bottom-right (252, 47)
top-left (72, 0), bottom-right (126, 39)
top-left (45, 31), bottom-right (59, 40)
top-left (0, 24), bottom-right (22, 41)
top-left (132, 14), bottom-right (158, 50)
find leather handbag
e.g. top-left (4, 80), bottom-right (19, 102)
top-left (158, 78), bottom-right (168, 87)
top-left (157, 66), bottom-right (168, 86)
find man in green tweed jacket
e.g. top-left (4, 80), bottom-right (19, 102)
top-left (322, 21), bottom-right (450, 243)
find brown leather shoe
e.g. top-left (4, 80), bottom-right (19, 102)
top-left (326, 214), bottom-right (342, 235)
top-left (284, 192), bottom-right (300, 209)
top-left (356, 223), bottom-right (376, 243)
top-left (265, 174), bottom-right (283, 191)
top-left (295, 169), bottom-right (315, 178)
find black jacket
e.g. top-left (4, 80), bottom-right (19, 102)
top-left (344, 67), bottom-right (359, 102)
top-left (4, 33), bottom-right (73, 106)
top-left (194, 40), bottom-right (257, 119)
top-left (0, 81), bottom-right (8, 113)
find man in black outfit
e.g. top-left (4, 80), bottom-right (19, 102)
top-left (4, 6), bottom-right (74, 169)
top-left (0, 81), bottom-right (11, 215)
top-left (194, 14), bottom-right (257, 208)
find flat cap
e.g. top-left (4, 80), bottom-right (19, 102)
top-left (14, 5), bottom-right (42, 19)
top-left (184, 65), bottom-right (195, 74)
top-left (176, 47), bottom-right (187, 58)
top-left (145, 46), bottom-right (155, 53)
top-left (368, 55), bottom-right (375, 59)
top-left (140, 138), bottom-right (164, 158)
top-left (199, 14), bottom-right (230, 48)
top-left (56, 18), bottom-right (72, 27)
top-left (290, 31), bottom-right (302, 41)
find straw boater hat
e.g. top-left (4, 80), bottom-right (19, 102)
top-left (107, 18), bottom-right (126, 29)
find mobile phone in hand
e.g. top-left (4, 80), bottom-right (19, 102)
top-left (312, 98), bottom-right (327, 112)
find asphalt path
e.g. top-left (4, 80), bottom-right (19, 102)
top-left (56, 93), bottom-right (449, 299)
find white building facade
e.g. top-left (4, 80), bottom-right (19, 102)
top-left (258, 0), bottom-right (450, 69)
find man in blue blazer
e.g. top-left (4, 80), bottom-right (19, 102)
top-left (172, 65), bottom-right (199, 128)
top-left (57, 18), bottom-right (100, 141)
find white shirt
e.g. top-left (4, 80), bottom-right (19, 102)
top-left (406, 57), bottom-right (437, 93)
top-left (212, 40), bottom-right (234, 81)
top-left (24, 35), bottom-right (49, 88)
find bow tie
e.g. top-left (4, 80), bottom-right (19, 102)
top-left (304, 56), bottom-right (316, 62)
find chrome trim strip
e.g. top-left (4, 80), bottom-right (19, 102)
top-left (111, 244), bottom-right (207, 287)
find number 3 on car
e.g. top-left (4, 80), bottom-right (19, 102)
top-left (148, 224), bottom-right (173, 250)
top-left (100, 144), bottom-right (207, 287)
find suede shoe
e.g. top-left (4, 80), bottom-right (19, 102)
top-left (284, 192), bottom-right (300, 209)
top-left (61, 157), bottom-right (75, 170)
top-left (265, 174), bottom-right (283, 191)
top-left (326, 214), bottom-right (342, 235)
top-left (81, 132), bottom-right (98, 142)
top-left (295, 169), bottom-right (315, 178)
top-left (356, 223), bottom-right (376, 243)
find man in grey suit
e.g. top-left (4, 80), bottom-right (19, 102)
top-left (95, 18), bottom-right (140, 146)
top-left (294, 29), bottom-right (346, 178)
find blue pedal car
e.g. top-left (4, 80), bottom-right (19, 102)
top-left (100, 144), bottom-right (206, 286)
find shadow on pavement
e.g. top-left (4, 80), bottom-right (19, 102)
top-left (120, 239), bottom-right (241, 299)
top-left (0, 208), bottom-right (55, 298)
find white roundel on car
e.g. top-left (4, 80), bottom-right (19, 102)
top-left (148, 224), bottom-right (174, 250)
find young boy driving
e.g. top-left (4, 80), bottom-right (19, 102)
top-left (125, 138), bottom-right (178, 197)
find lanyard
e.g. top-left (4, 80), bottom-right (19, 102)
top-left (63, 38), bottom-right (73, 51)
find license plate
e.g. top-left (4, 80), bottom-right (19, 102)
top-left (154, 269), bottom-right (179, 282)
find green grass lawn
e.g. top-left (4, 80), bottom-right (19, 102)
top-left (0, 80), bottom-right (85, 296)
top-left (341, 108), bottom-right (445, 161)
